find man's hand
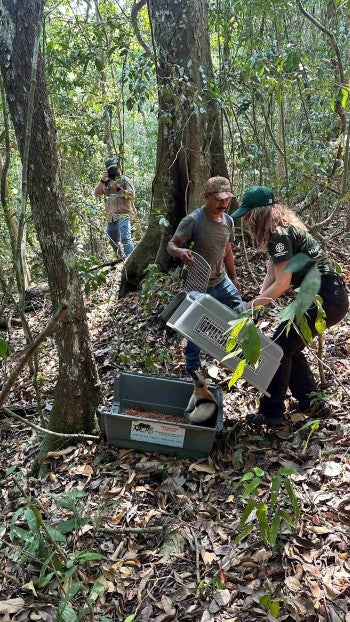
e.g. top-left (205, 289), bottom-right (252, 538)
top-left (178, 248), bottom-right (194, 266)
top-left (100, 171), bottom-right (109, 183)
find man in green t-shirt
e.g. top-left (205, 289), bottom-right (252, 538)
top-left (167, 176), bottom-right (243, 372)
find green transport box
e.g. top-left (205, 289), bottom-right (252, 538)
top-left (98, 371), bottom-right (223, 459)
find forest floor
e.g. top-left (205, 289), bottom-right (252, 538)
top-left (1, 235), bottom-right (350, 622)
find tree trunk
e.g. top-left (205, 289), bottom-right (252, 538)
top-left (119, 0), bottom-right (228, 296)
top-left (0, 0), bottom-right (102, 449)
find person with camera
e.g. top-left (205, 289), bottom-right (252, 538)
top-left (94, 156), bottom-right (137, 257)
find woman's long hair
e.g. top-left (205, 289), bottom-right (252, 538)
top-left (244, 203), bottom-right (306, 249)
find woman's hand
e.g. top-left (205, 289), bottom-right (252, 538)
top-left (250, 261), bottom-right (292, 308)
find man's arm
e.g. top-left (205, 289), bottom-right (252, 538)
top-left (94, 170), bottom-right (109, 197)
top-left (167, 235), bottom-right (194, 266)
top-left (224, 243), bottom-right (240, 290)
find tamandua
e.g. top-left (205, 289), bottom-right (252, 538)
top-left (184, 370), bottom-right (218, 426)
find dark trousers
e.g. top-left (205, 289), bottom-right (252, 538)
top-left (259, 274), bottom-right (349, 418)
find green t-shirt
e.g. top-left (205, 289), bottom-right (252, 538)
top-left (174, 206), bottom-right (235, 287)
top-left (268, 225), bottom-right (336, 287)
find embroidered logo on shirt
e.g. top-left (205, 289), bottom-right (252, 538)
top-left (273, 241), bottom-right (288, 257)
top-left (309, 246), bottom-right (319, 255)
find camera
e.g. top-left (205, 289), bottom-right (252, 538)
top-left (108, 169), bottom-right (118, 180)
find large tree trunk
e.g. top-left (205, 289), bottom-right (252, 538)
top-left (0, 0), bottom-right (102, 448)
top-left (119, 0), bottom-right (228, 296)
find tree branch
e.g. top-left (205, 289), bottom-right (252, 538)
top-left (131, 0), bottom-right (152, 57)
top-left (0, 304), bottom-right (68, 409)
top-left (2, 406), bottom-right (100, 440)
top-left (296, 0), bottom-right (345, 84)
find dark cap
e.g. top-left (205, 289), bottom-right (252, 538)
top-left (231, 185), bottom-right (275, 218)
top-left (204, 176), bottom-right (233, 199)
top-left (105, 156), bottom-right (119, 171)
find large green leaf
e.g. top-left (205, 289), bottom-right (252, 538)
top-left (269, 511), bottom-right (281, 547)
top-left (314, 295), bottom-right (327, 334)
top-left (88, 576), bottom-right (107, 604)
top-left (279, 299), bottom-right (298, 323)
top-left (55, 518), bottom-right (89, 534)
top-left (240, 498), bottom-right (256, 526)
top-left (270, 475), bottom-right (282, 508)
top-left (234, 522), bottom-right (255, 544)
top-left (242, 476), bottom-right (262, 499)
top-left (241, 321), bottom-right (260, 365)
top-left (299, 314), bottom-right (313, 343)
top-left (228, 359), bottom-right (246, 388)
top-left (226, 318), bottom-right (248, 351)
top-left (25, 508), bottom-right (38, 533)
top-left (256, 503), bottom-right (270, 544)
top-left (284, 252), bottom-right (311, 273)
top-left (294, 265), bottom-right (321, 322)
top-left (283, 478), bottom-right (301, 520)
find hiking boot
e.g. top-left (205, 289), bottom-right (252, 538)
top-left (246, 413), bottom-right (284, 429)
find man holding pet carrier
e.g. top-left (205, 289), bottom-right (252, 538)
top-left (167, 176), bottom-right (244, 372)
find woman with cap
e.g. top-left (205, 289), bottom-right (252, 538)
top-left (231, 186), bottom-right (349, 428)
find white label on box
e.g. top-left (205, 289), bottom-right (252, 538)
top-left (130, 420), bottom-right (185, 447)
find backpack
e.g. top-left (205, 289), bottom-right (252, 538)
top-left (176, 207), bottom-right (233, 276)
top-left (190, 206), bottom-right (234, 244)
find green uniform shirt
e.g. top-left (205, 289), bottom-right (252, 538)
top-left (174, 206), bottom-right (235, 287)
top-left (268, 225), bottom-right (336, 287)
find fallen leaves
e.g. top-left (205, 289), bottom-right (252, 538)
top-left (1, 267), bottom-right (350, 621)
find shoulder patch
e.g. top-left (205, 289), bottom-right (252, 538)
top-left (273, 241), bottom-right (288, 257)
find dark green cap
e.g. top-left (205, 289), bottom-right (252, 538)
top-left (231, 185), bottom-right (275, 218)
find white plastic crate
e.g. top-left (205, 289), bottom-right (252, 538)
top-left (166, 292), bottom-right (283, 395)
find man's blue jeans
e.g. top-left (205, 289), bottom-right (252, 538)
top-left (185, 277), bottom-right (242, 371)
top-left (107, 217), bottom-right (134, 257)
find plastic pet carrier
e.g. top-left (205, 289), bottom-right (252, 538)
top-left (166, 291), bottom-right (283, 395)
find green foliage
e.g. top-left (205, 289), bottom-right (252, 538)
top-left (280, 268), bottom-right (321, 329)
top-left (280, 256), bottom-right (327, 343)
top-left (140, 263), bottom-right (173, 313)
top-left (225, 254), bottom-right (328, 388)
top-left (223, 312), bottom-right (261, 389)
top-left (4, 483), bottom-right (106, 620)
top-left (259, 594), bottom-right (280, 618)
top-left (76, 254), bottom-right (109, 295)
top-left (234, 467), bottom-right (301, 548)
